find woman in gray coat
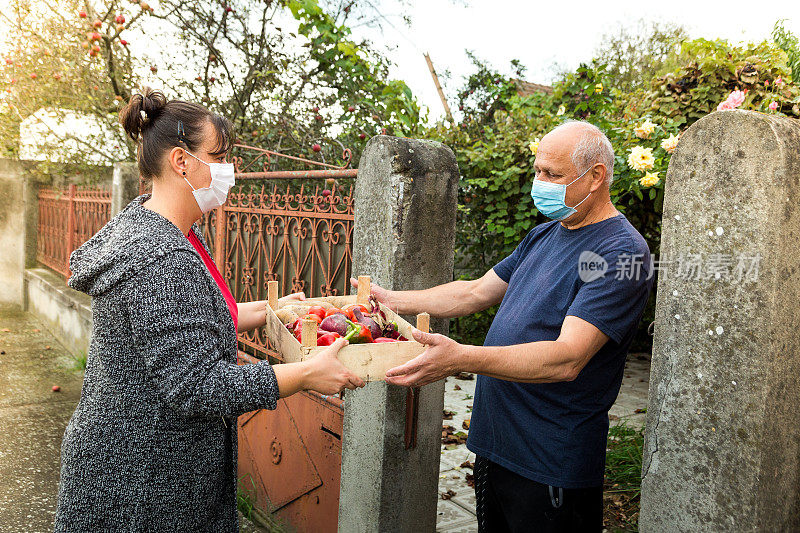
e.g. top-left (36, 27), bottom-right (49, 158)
top-left (53, 88), bottom-right (365, 532)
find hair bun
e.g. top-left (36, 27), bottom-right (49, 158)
top-left (119, 86), bottom-right (167, 142)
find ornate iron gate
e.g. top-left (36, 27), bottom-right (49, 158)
top-left (201, 144), bottom-right (356, 531)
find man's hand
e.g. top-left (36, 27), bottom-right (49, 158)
top-left (384, 328), bottom-right (464, 387)
top-left (350, 277), bottom-right (395, 308)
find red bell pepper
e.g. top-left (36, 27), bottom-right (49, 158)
top-left (344, 322), bottom-right (373, 343)
top-left (317, 332), bottom-right (341, 346)
top-left (307, 305), bottom-right (327, 321)
top-left (342, 303), bottom-right (369, 322)
top-left (300, 313), bottom-right (322, 324)
top-left (324, 307), bottom-right (343, 318)
top-left (373, 337), bottom-right (398, 343)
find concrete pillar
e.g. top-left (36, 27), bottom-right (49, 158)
top-left (339, 136), bottom-right (459, 532)
top-left (111, 161), bottom-right (140, 216)
top-left (0, 158), bottom-right (29, 309)
top-left (640, 110), bottom-right (800, 531)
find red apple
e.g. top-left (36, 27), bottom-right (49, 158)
top-left (150, 65), bottom-right (157, 73)
top-left (312, 143), bottom-right (321, 152)
top-left (116, 24), bottom-right (125, 32)
top-left (92, 19), bottom-right (102, 28)
top-left (52, 385), bottom-right (61, 392)
top-left (29, 73), bottom-right (37, 79)
top-left (4, 58), bottom-right (12, 64)
top-left (53, 73), bottom-right (61, 80)
top-left (140, 1), bottom-right (150, 10)
top-left (225, 6), bottom-right (233, 12)
top-left (81, 41), bottom-right (90, 49)
top-left (89, 50), bottom-right (97, 57)
top-left (91, 32), bottom-right (101, 41)
top-left (195, 76), bottom-right (202, 81)
top-left (358, 133), bottom-right (366, 139)
top-left (312, 106), bottom-right (319, 112)
top-left (120, 39), bottom-right (129, 46)
top-left (209, 76), bottom-right (215, 82)
top-left (92, 44), bottom-right (100, 52)
top-left (79, 10), bottom-right (87, 18)
top-left (115, 14), bottom-right (125, 24)
top-left (314, 115), bottom-right (322, 121)
top-left (347, 105), bottom-right (355, 112)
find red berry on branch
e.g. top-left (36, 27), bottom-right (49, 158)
top-left (150, 65), bottom-right (158, 73)
top-left (91, 32), bottom-right (101, 41)
top-left (29, 73), bottom-right (37, 79)
top-left (347, 105), bottom-right (355, 112)
top-left (81, 41), bottom-right (89, 49)
top-left (92, 19), bottom-right (102, 28)
top-left (315, 115), bottom-right (323, 121)
top-left (92, 44), bottom-right (100, 53)
top-left (115, 14), bottom-right (126, 24)
top-left (209, 77), bottom-right (215, 82)
top-left (312, 106), bottom-right (319, 112)
top-left (53, 74), bottom-right (61, 80)
top-left (358, 133), bottom-right (366, 139)
top-left (322, 189), bottom-right (331, 197)
top-left (79, 10), bottom-right (87, 18)
top-left (312, 143), bottom-right (321, 152)
top-left (120, 39), bottom-right (129, 46)
top-left (4, 58), bottom-right (12, 64)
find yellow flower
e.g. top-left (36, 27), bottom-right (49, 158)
top-left (628, 146), bottom-right (655, 171)
top-left (529, 137), bottom-right (540, 155)
top-left (634, 119), bottom-right (657, 139)
top-left (556, 105), bottom-right (566, 116)
top-left (595, 83), bottom-right (603, 94)
top-left (639, 171), bottom-right (660, 188)
top-left (660, 133), bottom-right (680, 154)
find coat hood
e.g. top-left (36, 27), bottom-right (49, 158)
top-left (68, 194), bottom-right (206, 297)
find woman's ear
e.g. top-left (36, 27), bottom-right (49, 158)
top-left (167, 146), bottom-right (188, 177)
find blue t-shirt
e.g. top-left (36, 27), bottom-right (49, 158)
top-left (466, 214), bottom-right (653, 488)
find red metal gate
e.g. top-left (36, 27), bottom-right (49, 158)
top-left (202, 144), bottom-right (356, 531)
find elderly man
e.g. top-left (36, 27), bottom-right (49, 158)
top-left (354, 121), bottom-right (653, 531)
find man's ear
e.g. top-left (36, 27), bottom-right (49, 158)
top-left (167, 146), bottom-right (187, 177)
top-left (589, 163), bottom-right (607, 191)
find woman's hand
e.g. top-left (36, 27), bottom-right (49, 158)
top-left (278, 291), bottom-right (306, 305)
top-left (302, 337), bottom-right (366, 395)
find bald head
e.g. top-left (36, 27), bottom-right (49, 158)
top-left (539, 121), bottom-right (615, 185)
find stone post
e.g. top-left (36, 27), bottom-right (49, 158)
top-left (0, 158), bottom-right (31, 309)
top-left (111, 161), bottom-right (140, 216)
top-left (640, 110), bottom-right (800, 531)
top-left (339, 136), bottom-right (459, 532)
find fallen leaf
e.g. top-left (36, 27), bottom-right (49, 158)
top-left (443, 409), bottom-right (455, 420)
top-left (453, 384), bottom-right (461, 391)
top-left (45, 346), bottom-right (51, 350)
top-left (441, 489), bottom-right (456, 500)
top-left (465, 473), bottom-right (475, 488)
top-left (460, 461), bottom-right (474, 470)
top-left (462, 419), bottom-right (470, 430)
top-left (454, 372), bottom-right (474, 381)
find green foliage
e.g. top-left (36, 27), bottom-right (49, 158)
top-left (594, 20), bottom-right (688, 93)
top-left (772, 19), bottom-right (800, 82)
top-left (604, 422), bottom-right (645, 531)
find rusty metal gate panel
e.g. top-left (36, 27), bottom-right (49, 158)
top-left (212, 145), bottom-right (355, 531)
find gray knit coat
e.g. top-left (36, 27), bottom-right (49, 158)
top-left (54, 195), bottom-right (280, 532)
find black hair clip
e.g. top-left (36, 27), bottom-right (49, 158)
top-left (177, 120), bottom-right (188, 143)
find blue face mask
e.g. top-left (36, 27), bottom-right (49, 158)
top-left (530, 166), bottom-right (593, 221)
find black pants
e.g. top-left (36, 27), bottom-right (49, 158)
top-left (474, 455), bottom-right (602, 533)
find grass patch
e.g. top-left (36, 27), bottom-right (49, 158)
top-left (70, 350), bottom-right (87, 371)
top-left (237, 475), bottom-right (287, 532)
top-left (604, 422), bottom-right (644, 532)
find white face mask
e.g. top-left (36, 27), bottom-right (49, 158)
top-left (182, 149), bottom-right (235, 213)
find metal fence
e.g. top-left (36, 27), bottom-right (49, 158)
top-left (37, 185), bottom-right (112, 278)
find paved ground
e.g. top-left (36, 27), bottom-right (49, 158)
top-left (0, 308), bottom-right (84, 533)
top-left (435, 354), bottom-right (651, 533)
top-left (0, 308), bottom-right (650, 532)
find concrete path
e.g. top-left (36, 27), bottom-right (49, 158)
top-left (435, 354), bottom-right (651, 532)
top-left (0, 308), bottom-right (84, 533)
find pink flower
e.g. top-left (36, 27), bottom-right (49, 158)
top-left (717, 100), bottom-right (734, 111)
top-left (776, 76), bottom-right (783, 85)
top-left (769, 101), bottom-right (779, 111)
top-left (727, 90), bottom-right (746, 108)
top-left (764, 79), bottom-right (770, 86)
